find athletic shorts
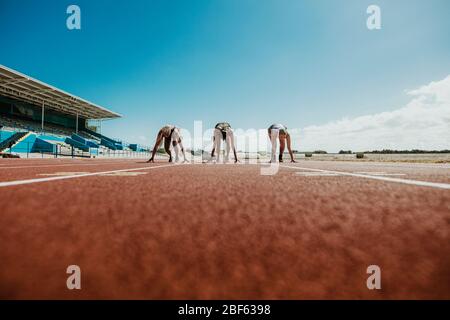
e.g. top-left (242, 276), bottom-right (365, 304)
top-left (215, 123), bottom-right (231, 140)
top-left (268, 124), bottom-right (288, 135)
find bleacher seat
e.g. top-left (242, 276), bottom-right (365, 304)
top-left (1, 115), bottom-right (146, 156)
top-left (65, 137), bottom-right (90, 152)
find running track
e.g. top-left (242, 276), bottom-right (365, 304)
top-left (0, 158), bottom-right (449, 299)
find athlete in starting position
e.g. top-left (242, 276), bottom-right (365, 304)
top-left (147, 125), bottom-right (187, 163)
top-left (211, 122), bottom-right (239, 163)
top-left (268, 124), bottom-right (296, 163)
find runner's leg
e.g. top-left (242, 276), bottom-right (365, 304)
top-left (270, 129), bottom-right (279, 163)
top-left (213, 128), bottom-right (222, 162)
top-left (164, 138), bottom-right (172, 162)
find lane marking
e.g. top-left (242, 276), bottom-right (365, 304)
top-left (0, 164), bottom-right (177, 188)
top-left (295, 171), bottom-right (406, 177)
top-left (38, 171), bottom-right (149, 177)
top-left (38, 172), bottom-right (89, 176)
top-left (0, 161), bottom-right (144, 170)
top-left (354, 172), bottom-right (406, 176)
top-left (308, 161), bottom-right (450, 170)
top-left (281, 165), bottom-right (450, 190)
top-left (295, 172), bottom-right (341, 177)
top-left (99, 172), bottom-right (148, 176)
top-left (363, 163), bottom-right (450, 169)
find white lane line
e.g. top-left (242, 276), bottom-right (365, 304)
top-left (0, 164), bottom-right (176, 188)
top-left (281, 165), bottom-right (450, 190)
top-left (354, 172), bottom-right (406, 176)
top-left (295, 172), bottom-right (341, 177)
top-left (319, 161), bottom-right (450, 170)
top-left (0, 161), bottom-right (143, 170)
top-left (38, 172), bottom-right (89, 176)
top-left (99, 172), bottom-right (148, 176)
top-left (37, 171), bottom-right (149, 177)
top-left (295, 171), bottom-right (405, 177)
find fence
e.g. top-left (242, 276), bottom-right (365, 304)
top-left (2, 141), bottom-right (150, 159)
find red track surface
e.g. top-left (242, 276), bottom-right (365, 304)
top-left (0, 158), bottom-right (449, 299)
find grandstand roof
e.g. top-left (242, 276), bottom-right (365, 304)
top-left (0, 65), bottom-right (121, 120)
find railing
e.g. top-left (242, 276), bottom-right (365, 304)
top-left (1, 127), bottom-right (150, 158)
top-left (0, 122), bottom-right (73, 138)
top-left (1, 141), bottom-right (151, 159)
top-left (0, 131), bottom-right (28, 152)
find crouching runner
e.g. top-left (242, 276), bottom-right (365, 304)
top-left (268, 124), bottom-right (296, 163)
top-left (211, 122), bottom-right (238, 163)
top-left (147, 125), bottom-right (187, 163)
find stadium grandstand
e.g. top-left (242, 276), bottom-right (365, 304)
top-left (0, 65), bottom-right (148, 158)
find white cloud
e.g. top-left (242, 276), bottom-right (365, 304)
top-left (295, 75), bottom-right (450, 152)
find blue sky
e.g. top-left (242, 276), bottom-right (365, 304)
top-left (1, 0), bottom-right (449, 150)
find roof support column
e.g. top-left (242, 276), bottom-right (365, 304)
top-left (76, 112), bottom-right (79, 133)
top-left (41, 102), bottom-right (45, 132)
